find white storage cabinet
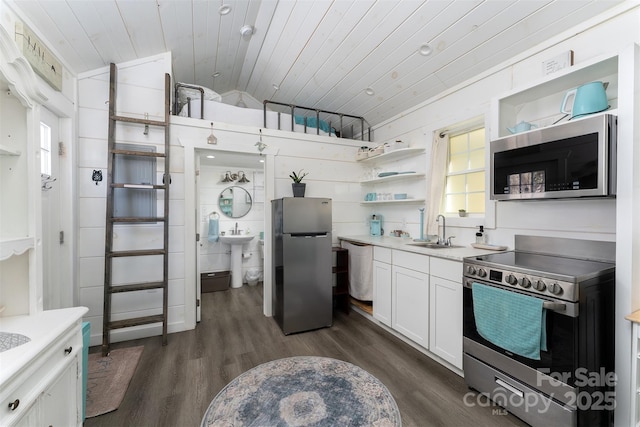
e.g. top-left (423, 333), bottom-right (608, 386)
top-left (391, 250), bottom-right (429, 348)
top-left (372, 246), bottom-right (392, 326)
top-left (429, 257), bottom-right (463, 369)
top-left (0, 314), bottom-right (85, 427)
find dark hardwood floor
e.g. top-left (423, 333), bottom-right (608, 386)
top-left (85, 284), bottom-right (528, 427)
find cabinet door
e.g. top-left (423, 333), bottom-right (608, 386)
top-left (373, 260), bottom-right (392, 326)
top-left (41, 355), bottom-right (80, 427)
top-left (392, 265), bottom-right (429, 347)
top-left (429, 275), bottom-right (463, 369)
top-left (12, 406), bottom-right (39, 427)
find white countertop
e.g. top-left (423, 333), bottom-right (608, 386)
top-left (337, 235), bottom-right (507, 261)
top-left (0, 306), bottom-right (88, 386)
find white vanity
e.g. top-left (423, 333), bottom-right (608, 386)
top-left (0, 307), bottom-right (87, 426)
top-left (0, 23), bottom-right (87, 427)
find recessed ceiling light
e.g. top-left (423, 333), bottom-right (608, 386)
top-left (206, 155), bottom-right (215, 159)
top-left (212, 72), bottom-right (221, 78)
top-left (219, 4), bottom-right (231, 15)
top-left (272, 83), bottom-right (280, 91)
top-left (419, 44), bottom-right (433, 56)
top-left (365, 87), bottom-right (375, 96)
top-left (259, 159), bottom-right (265, 163)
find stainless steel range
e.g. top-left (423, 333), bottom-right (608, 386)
top-left (463, 235), bottom-right (615, 427)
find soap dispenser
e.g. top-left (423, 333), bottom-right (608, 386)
top-left (476, 226), bottom-right (486, 244)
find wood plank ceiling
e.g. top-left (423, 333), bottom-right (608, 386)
top-left (8, 0), bottom-right (625, 127)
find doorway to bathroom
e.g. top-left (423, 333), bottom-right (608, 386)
top-left (195, 149), bottom-right (266, 322)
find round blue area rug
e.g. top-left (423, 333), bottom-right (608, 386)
top-left (201, 356), bottom-right (402, 427)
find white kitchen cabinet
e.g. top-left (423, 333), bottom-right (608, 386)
top-left (372, 247), bottom-right (392, 326)
top-left (41, 354), bottom-right (81, 426)
top-left (429, 257), bottom-right (463, 369)
top-left (391, 250), bottom-right (429, 348)
top-left (492, 53), bottom-right (618, 139)
top-left (373, 262), bottom-right (392, 326)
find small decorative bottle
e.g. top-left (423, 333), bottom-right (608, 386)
top-left (476, 226), bottom-right (486, 244)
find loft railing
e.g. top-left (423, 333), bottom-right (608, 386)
top-left (173, 83), bottom-right (204, 119)
top-left (263, 100), bottom-right (371, 141)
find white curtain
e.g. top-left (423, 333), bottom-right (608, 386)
top-left (426, 132), bottom-right (449, 236)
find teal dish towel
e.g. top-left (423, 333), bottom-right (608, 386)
top-left (472, 282), bottom-right (547, 360)
top-left (208, 218), bottom-right (219, 242)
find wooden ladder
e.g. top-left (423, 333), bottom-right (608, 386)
top-left (102, 63), bottom-right (171, 356)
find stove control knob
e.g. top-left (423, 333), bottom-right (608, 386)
top-left (467, 266), bottom-right (476, 275)
top-left (548, 283), bottom-right (563, 295)
top-left (477, 268), bottom-right (487, 278)
top-left (505, 274), bottom-right (518, 285)
top-left (533, 280), bottom-right (547, 292)
top-left (519, 277), bottom-right (531, 288)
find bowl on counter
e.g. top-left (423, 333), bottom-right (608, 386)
top-left (393, 193), bottom-right (407, 200)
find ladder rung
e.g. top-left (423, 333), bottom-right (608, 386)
top-left (111, 115), bottom-right (167, 127)
top-left (108, 314), bottom-right (165, 330)
top-left (112, 217), bottom-right (166, 223)
top-left (111, 183), bottom-right (166, 190)
top-left (111, 149), bottom-right (166, 158)
top-left (109, 281), bottom-right (166, 293)
top-left (109, 249), bottom-right (166, 258)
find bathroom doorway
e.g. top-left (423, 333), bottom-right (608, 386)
top-left (195, 149), bottom-right (266, 321)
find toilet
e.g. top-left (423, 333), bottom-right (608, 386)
top-left (245, 269), bottom-right (260, 286)
top-left (245, 239), bottom-right (264, 286)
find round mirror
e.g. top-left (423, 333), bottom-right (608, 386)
top-left (219, 186), bottom-right (252, 218)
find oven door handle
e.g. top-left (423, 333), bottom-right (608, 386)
top-left (542, 301), bottom-right (566, 311)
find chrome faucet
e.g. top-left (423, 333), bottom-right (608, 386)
top-left (234, 222), bottom-right (238, 235)
top-left (436, 214), bottom-right (455, 246)
top-left (436, 214), bottom-right (446, 245)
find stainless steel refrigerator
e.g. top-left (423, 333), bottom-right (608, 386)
top-left (272, 197), bottom-right (332, 334)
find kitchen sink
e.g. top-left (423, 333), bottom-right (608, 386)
top-left (407, 242), bottom-right (464, 249)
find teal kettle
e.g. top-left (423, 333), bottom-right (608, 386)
top-left (560, 81), bottom-right (609, 119)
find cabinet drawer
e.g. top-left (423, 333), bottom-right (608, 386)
top-left (430, 257), bottom-right (462, 282)
top-left (392, 250), bottom-right (429, 273)
top-left (374, 246), bottom-right (392, 263)
top-left (1, 325), bottom-right (81, 426)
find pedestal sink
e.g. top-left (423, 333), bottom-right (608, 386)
top-left (219, 235), bottom-right (255, 288)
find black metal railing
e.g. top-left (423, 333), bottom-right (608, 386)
top-left (263, 100), bottom-right (371, 141)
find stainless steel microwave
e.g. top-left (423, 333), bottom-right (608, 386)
top-left (490, 114), bottom-right (617, 200)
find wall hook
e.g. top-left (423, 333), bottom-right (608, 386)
top-left (143, 112), bottom-right (149, 135)
top-left (41, 173), bottom-right (57, 190)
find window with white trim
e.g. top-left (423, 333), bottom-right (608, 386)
top-left (444, 127), bottom-right (485, 214)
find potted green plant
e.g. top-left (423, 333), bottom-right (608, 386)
top-left (290, 169), bottom-right (308, 197)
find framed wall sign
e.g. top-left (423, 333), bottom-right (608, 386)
top-left (15, 21), bottom-right (62, 91)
